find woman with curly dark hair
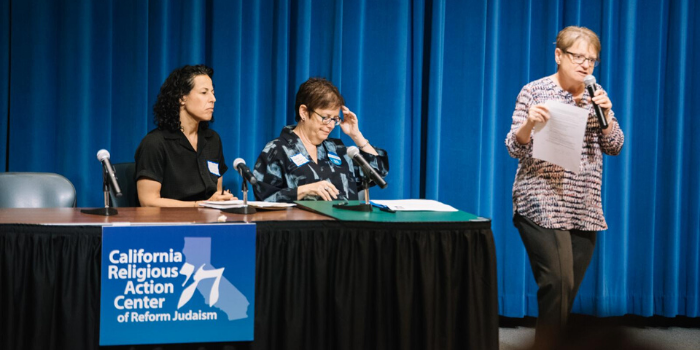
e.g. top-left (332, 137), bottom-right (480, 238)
top-left (134, 64), bottom-right (235, 207)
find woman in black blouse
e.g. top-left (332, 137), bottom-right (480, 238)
top-left (135, 65), bottom-right (235, 207)
top-left (252, 78), bottom-right (389, 202)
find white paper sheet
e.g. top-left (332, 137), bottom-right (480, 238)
top-left (199, 200), bottom-right (296, 210)
top-left (370, 199), bottom-right (458, 212)
top-left (531, 100), bottom-right (589, 173)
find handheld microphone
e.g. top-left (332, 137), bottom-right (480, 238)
top-left (584, 75), bottom-right (609, 129)
top-left (347, 146), bottom-right (387, 189)
top-left (233, 158), bottom-right (258, 185)
top-left (96, 149), bottom-right (122, 196)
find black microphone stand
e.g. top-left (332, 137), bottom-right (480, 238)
top-left (333, 176), bottom-right (373, 212)
top-left (81, 168), bottom-right (119, 216)
top-left (221, 170), bottom-right (257, 215)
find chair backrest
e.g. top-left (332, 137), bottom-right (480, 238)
top-left (109, 162), bottom-right (139, 207)
top-left (0, 172), bottom-right (77, 208)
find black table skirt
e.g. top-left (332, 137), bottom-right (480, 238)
top-left (0, 221), bottom-right (497, 350)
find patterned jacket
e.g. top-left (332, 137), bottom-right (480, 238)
top-left (505, 77), bottom-right (624, 231)
top-left (253, 125), bottom-right (389, 202)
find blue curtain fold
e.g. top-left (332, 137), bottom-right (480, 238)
top-left (1, 0), bottom-right (8, 171)
top-left (0, 0), bottom-right (697, 318)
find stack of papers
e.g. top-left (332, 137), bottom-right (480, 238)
top-left (532, 100), bottom-right (588, 173)
top-left (199, 200), bottom-right (295, 210)
top-left (369, 199), bottom-right (458, 212)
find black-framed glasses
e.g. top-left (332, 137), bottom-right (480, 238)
top-left (310, 110), bottom-right (342, 126)
top-left (563, 50), bottom-right (599, 67)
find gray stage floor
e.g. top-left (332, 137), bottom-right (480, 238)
top-left (499, 325), bottom-right (700, 350)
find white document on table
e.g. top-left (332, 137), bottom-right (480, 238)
top-left (370, 199), bottom-right (458, 212)
top-left (532, 100), bottom-right (589, 174)
top-left (199, 200), bottom-right (295, 210)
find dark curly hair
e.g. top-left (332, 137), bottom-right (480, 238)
top-left (153, 64), bottom-right (214, 132)
top-left (294, 77), bottom-right (345, 122)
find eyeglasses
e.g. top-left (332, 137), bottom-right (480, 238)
top-left (563, 50), bottom-right (599, 67)
top-left (310, 110), bottom-right (342, 126)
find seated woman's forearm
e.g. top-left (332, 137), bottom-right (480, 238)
top-left (139, 196), bottom-right (200, 208)
top-left (350, 132), bottom-right (378, 156)
top-left (137, 178), bottom-right (233, 208)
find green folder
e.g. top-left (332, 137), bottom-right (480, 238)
top-left (295, 200), bottom-right (486, 222)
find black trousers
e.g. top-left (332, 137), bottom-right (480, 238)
top-left (513, 214), bottom-right (597, 347)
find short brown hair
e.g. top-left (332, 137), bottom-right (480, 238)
top-left (556, 26), bottom-right (601, 58)
top-left (294, 77), bottom-right (345, 122)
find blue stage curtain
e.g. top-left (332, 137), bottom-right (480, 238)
top-left (0, 0), bottom-right (697, 318)
top-left (0, 0), bottom-right (8, 171)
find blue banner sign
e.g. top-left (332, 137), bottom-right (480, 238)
top-left (100, 223), bottom-right (255, 346)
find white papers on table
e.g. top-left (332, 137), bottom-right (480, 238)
top-left (370, 199), bottom-right (458, 212)
top-left (532, 100), bottom-right (588, 173)
top-left (199, 200), bottom-right (295, 210)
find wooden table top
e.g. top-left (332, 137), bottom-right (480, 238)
top-left (0, 207), bottom-right (334, 225)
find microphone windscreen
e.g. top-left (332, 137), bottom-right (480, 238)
top-left (97, 149), bottom-right (110, 161)
top-left (584, 75), bottom-right (596, 87)
top-left (233, 158), bottom-right (246, 169)
top-left (347, 146), bottom-right (360, 158)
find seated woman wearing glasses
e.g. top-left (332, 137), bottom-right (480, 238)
top-left (505, 26), bottom-right (624, 349)
top-left (252, 77), bottom-right (389, 202)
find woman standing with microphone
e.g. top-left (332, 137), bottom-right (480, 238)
top-left (505, 26), bottom-right (624, 348)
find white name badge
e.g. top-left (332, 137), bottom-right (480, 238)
top-left (290, 153), bottom-right (309, 167)
top-left (207, 161), bottom-right (221, 176)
